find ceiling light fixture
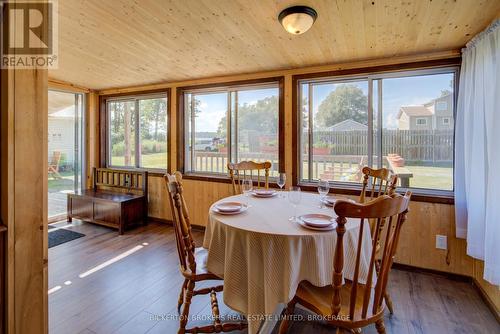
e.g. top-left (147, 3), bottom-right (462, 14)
top-left (278, 6), bottom-right (317, 35)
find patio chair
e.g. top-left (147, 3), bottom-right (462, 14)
top-left (48, 151), bottom-right (62, 179)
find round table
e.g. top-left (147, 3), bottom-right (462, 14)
top-left (202, 192), bottom-right (373, 333)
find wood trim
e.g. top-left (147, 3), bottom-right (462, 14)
top-left (392, 263), bottom-right (472, 283)
top-left (176, 85), bottom-right (185, 174)
top-left (277, 77), bottom-right (285, 173)
top-left (99, 88), bottom-right (172, 173)
top-left (473, 278), bottom-right (500, 323)
top-left (97, 50), bottom-right (461, 95)
top-left (291, 57), bottom-right (461, 82)
top-left (394, 263), bottom-right (499, 322)
top-left (48, 79), bottom-right (92, 93)
top-left (146, 216), bottom-right (206, 232)
top-left (295, 183), bottom-right (454, 204)
top-left (176, 76), bottom-right (285, 176)
top-left (291, 58), bottom-right (460, 205)
top-left (0, 225), bottom-right (5, 334)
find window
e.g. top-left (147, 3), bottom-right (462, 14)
top-left (182, 80), bottom-right (282, 177)
top-left (416, 118), bottom-right (428, 125)
top-left (443, 117), bottom-right (450, 125)
top-left (106, 93), bottom-right (168, 170)
top-left (297, 68), bottom-right (457, 193)
top-left (436, 101), bottom-right (447, 110)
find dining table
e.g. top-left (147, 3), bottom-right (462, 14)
top-left (202, 191), bottom-right (374, 334)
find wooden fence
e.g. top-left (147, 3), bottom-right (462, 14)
top-left (313, 129), bottom-right (453, 163)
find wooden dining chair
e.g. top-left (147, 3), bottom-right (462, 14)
top-left (359, 166), bottom-right (398, 314)
top-left (359, 167), bottom-right (398, 204)
top-left (227, 161), bottom-right (271, 195)
top-left (164, 171), bottom-right (247, 334)
top-left (279, 191), bottom-right (412, 334)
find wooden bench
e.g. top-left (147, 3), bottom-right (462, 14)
top-left (67, 168), bottom-right (148, 234)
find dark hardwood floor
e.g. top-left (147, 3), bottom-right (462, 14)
top-left (48, 220), bottom-right (499, 334)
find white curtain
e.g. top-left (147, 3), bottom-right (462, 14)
top-left (455, 19), bottom-right (500, 285)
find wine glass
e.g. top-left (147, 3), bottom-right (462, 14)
top-left (277, 173), bottom-right (286, 197)
top-left (288, 186), bottom-right (302, 222)
top-left (317, 179), bottom-right (330, 208)
top-left (242, 179), bottom-right (253, 206)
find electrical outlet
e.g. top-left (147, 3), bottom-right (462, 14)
top-left (436, 235), bottom-right (447, 250)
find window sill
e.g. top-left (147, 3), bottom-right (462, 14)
top-left (182, 172), bottom-right (281, 189)
top-left (295, 181), bottom-right (454, 204)
top-left (182, 173), bottom-right (232, 184)
top-left (105, 166), bottom-right (167, 177)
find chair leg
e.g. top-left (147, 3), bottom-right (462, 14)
top-left (178, 279), bottom-right (188, 314)
top-left (384, 291), bottom-right (394, 314)
top-left (375, 319), bottom-right (386, 334)
top-left (375, 259), bottom-right (394, 314)
top-left (278, 298), bottom-right (297, 334)
top-left (178, 280), bottom-right (195, 334)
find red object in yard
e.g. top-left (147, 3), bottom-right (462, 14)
top-left (313, 147), bottom-right (330, 155)
top-left (387, 153), bottom-right (405, 167)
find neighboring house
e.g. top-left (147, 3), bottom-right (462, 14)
top-left (48, 106), bottom-right (76, 167)
top-left (325, 119), bottom-right (368, 132)
top-left (397, 93), bottom-right (453, 130)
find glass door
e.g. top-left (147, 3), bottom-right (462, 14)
top-left (48, 90), bottom-right (84, 220)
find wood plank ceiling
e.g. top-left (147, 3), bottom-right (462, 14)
top-left (48, 0), bottom-right (500, 90)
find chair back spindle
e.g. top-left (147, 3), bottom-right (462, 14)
top-left (332, 191), bottom-right (411, 321)
top-left (359, 166), bottom-right (398, 203)
top-left (227, 161), bottom-right (271, 195)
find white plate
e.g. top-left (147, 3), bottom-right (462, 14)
top-left (214, 202), bottom-right (243, 212)
top-left (212, 203), bottom-right (248, 215)
top-left (299, 214), bottom-right (334, 228)
top-left (296, 218), bottom-right (336, 231)
top-left (252, 189), bottom-right (277, 198)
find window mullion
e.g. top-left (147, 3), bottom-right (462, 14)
top-left (190, 94), bottom-right (196, 171)
top-left (367, 78), bottom-right (373, 169)
top-left (308, 83), bottom-right (313, 181)
top-left (135, 99), bottom-right (140, 168)
top-left (377, 79), bottom-right (383, 168)
top-left (227, 92), bottom-right (232, 165)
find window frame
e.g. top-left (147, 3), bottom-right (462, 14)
top-left (100, 89), bottom-right (171, 175)
top-left (436, 101), bottom-right (448, 110)
top-left (177, 77), bottom-right (285, 183)
top-left (443, 117), bottom-right (451, 125)
top-left (291, 58), bottom-right (460, 203)
top-left (416, 117), bottom-right (428, 125)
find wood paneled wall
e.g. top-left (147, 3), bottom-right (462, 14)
top-left (1, 59), bottom-right (49, 334)
top-left (87, 52), bottom-right (500, 317)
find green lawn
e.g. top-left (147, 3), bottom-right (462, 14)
top-left (405, 165), bottom-right (453, 191)
top-left (111, 153), bottom-right (167, 169)
top-left (48, 171), bottom-right (75, 193)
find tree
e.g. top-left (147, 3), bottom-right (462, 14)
top-left (217, 95), bottom-right (279, 137)
top-left (315, 84), bottom-right (368, 128)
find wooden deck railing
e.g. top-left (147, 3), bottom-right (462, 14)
top-left (190, 151), bottom-right (414, 186)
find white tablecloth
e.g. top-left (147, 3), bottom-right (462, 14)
top-left (202, 192), bottom-right (373, 333)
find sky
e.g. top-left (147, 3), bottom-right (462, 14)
top-left (310, 72), bottom-right (454, 129)
top-left (192, 88), bottom-right (278, 132)
top-left (191, 73), bottom-right (453, 132)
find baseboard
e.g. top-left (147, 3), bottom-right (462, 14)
top-left (392, 263), bottom-right (472, 282)
top-left (146, 216), bottom-right (206, 232)
top-left (393, 263), bottom-right (499, 323)
top-left (472, 278), bottom-right (500, 323)
top-left (48, 214), bottom-right (67, 224)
